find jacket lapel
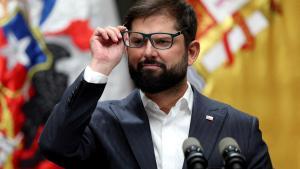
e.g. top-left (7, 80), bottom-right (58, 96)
top-left (111, 90), bottom-right (157, 169)
top-left (183, 88), bottom-right (228, 169)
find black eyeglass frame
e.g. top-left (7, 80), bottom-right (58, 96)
top-left (121, 30), bottom-right (185, 50)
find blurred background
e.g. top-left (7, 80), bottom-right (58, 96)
top-left (0, 0), bottom-right (299, 168)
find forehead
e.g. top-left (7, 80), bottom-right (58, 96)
top-left (131, 14), bottom-right (177, 33)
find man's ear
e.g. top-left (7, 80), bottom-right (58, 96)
top-left (187, 40), bottom-right (200, 66)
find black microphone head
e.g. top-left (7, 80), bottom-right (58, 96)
top-left (182, 137), bottom-right (203, 153)
top-left (182, 137), bottom-right (207, 169)
top-left (218, 137), bottom-right (246, 169)
top-left (218, 137), bottom-right (240, 155)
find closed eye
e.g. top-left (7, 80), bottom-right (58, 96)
top-left (153, 38), bottom-right (172, 46)
top-left (130, 37), bottom-right (144, 46)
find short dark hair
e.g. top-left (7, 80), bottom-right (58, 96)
top-left (123, 0), bottom-right (198, 47)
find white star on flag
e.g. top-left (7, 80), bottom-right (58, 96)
top-left (0, 32), bottom-right (30, 69)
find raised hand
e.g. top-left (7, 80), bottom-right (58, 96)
top-left (89, 25), bottom-right (127, 75)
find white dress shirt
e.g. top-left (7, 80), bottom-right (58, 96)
top-left (84, 66), bottom-right (193, 169)
top-left (140, 84), bottom-right (193, 169)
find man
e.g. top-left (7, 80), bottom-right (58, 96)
top-left (39, 0), bottom-right (273, 169)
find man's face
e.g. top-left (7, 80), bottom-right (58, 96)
top-left (126, 14), bottom-right (189, 93)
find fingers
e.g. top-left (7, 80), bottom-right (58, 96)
top-left (93, 25), bottom-right (127, 43)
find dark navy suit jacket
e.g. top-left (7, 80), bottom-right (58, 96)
top-left (39, 73), bottom-right (273, 169)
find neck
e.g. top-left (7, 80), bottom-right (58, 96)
top-left (145, 79), bottom-right (188, 114)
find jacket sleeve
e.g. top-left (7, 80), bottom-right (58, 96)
top-left (246, 117), bottom-right (273, 169)
top-left (38, 72), bottom-right (106, 168)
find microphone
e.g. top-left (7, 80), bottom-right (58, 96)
top-left (182, 137), bottom-right (207, 169)
top-left (218, 137), bottom-right (246, 169)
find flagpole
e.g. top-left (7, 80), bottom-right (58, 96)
top-left (0, 0), bottom-right (8, 20)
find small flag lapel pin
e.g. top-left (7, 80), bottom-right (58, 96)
top-left (206, 115), bottom-right (214, 121)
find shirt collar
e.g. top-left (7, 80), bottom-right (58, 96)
top-left (139, 82), bottom-right (194, 114)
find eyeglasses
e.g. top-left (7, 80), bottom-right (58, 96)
top-left (121, 30), bottom-right (184, 50)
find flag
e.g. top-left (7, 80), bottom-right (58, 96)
top-left (187, 0), bottom-right (270, 92)
top-left (189, 0), bottom-right (300, 168)
top-left (0, 7), bottom-right (53, 169)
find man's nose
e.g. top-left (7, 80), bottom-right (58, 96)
top-left (143, 39), bottom-right (156, 56)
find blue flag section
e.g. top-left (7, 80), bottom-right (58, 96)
top-left (1, 9), bottom-right (52, 73)
top-left (39, 0), bottom-right (56, 25)
top-left (2, 11), bottom-right (47, 69)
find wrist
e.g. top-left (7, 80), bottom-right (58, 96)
top-left (89, 59), bottom-right (113, 75)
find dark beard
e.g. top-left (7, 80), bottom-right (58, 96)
top-left (128, 54), bottom-right (188, 93)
